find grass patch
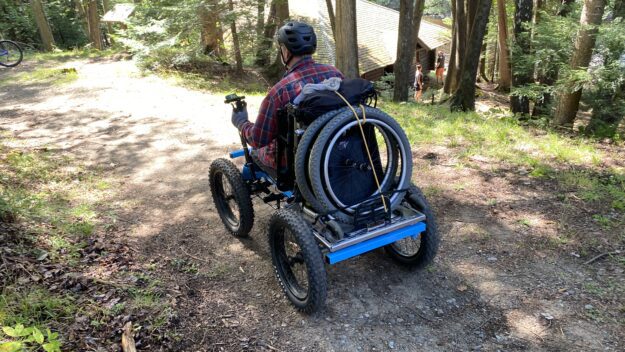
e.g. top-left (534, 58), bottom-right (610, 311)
top-left (1, 67), bottom-right (78, 86)
top-left (25, 47), bottom-right (124, 63)
top-left (0, 143), bottom-right (109, 259)
top-left (0, 288), bottom-right (76, 329)
top-left (157, 69), bottom-right (268, 96)
top-left (381, 102), bottom-right (603, 169)
top-left (0, 135), bottom-right (112, 348)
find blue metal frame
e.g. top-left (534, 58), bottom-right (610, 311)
top-left (325, 222), bottom-right (426, 264)
top-left (229, 147), bottom-right (425, 266)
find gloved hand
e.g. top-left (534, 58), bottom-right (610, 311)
top-left (231, 108), bottom-right (249, 130)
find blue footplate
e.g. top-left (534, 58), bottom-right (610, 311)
top-left (325, 221), bottom-right (426, 265)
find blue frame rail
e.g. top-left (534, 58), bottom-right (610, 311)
top-left (325, 221), bottom-right (426, 265)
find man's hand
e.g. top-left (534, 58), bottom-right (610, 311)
top-left (231, 109), bottom-right (249, 130)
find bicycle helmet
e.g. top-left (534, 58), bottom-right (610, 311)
top-left (277, 21), bottom-right (317, 56)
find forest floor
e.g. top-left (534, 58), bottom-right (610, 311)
top-left (0, 55), bottom-right (624, 351)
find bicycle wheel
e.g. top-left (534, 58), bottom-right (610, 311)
top-left (308, 107), bottom-right (412, 223)
top-left (0, 41), bottom-right (23, 68)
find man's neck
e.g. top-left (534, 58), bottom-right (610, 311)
top-left (287, 56), bottom-right (304, 70)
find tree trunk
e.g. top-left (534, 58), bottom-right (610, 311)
top-left (393, 0), bottom-right (425, 102)
top-left (479, 37), bottom-right (489, 82)
top-left (256, 0), bottom-right (266, 40)
top-left (335, 0), bottom-right (359, 78)
top-left (102, 0), bottom-right (113, 41)
top-left (87, 0), bottom-right (102, 49)
top-left (585, 0), bottom-right (623, 134)
top-left (265, 0), bottom-right (289, 79)
top-left (325, 0), bottom-right (336, 37)
top-left (486, 4), bottom-right (498, 82)
top-left (199, 1), bottom-right (224, 57)
top-left (510, 0), bottom-right (533, 114)
top-left (450, 0), bottom-right (493, 111)
top-left (444, 0), bottom-right (458, 93)
top-left (445, 0), bottom-right (466, 93)
top-left (74, 0), bottom-right (89, 37)
top-left (30, 0), bottom-right (55, 51)
top-left (553, 0), bottom-right (606, 126)
top-left (228, 0), bottom-right (243, 74)
top-left (496, 0), bottom-right (511, 91)
top-left (255, 0), bottom-right (277, 66)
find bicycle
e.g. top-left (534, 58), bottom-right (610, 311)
top-left (0, 40), bottom-right (23, 68)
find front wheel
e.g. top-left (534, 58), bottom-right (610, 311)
top-left (209, 158), bottom-right (254, 237)
top-left (268, 209), bottom-right (326, 314)
top-left (385, 184), bottom-right (439, 269)
top-left (0, 40), bottom-right (23, 68)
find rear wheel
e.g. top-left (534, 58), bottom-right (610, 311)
top-left (268, 209), bottom-right (326, 314)
top-left (0, 40), bottom-right (23, 67)
top-left (209, 158), bottom-right (254, 237)
top-left (385, 184), bottom-right (439, 269)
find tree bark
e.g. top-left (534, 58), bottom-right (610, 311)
top-left (553, 0), bottom-right (606, 126)
top-left (450, 0), bottom-right (493, 111)
top-left (445, 0), bottom-right (466, 93)
top-left (265, 0), bottom-right (290, 80)
top-left (74, 0), bottom-right (90, 37)
top-left (102, 0), bottom-right (113, 41)
top-left (335, 0), bottom-right (359, 78)
top-left (30, 0), bottom-right (55, 51)
top-left (510, 0), bottom-right (533, 114)
top-left (199, 1), bottom-right (224, 57)
top-left (228, 0), bottom-right (243, 74)
top-left (496, 0), bottom-right (511, 91)
top-left (393, 0), bottom-right (425, 102)
top-left (585, 0), bottom-right (623, 134)
top-left (444, 0), bottom-right (458, 93)
top-left (325, 0), bottom-right (336, 37)
top-left (255, 0), bottom-right (277, 66)
top-left (87, 0), bottom-right (102, 49)
top-left (256, 0), bottom-right (266, 40)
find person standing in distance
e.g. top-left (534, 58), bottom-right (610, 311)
top-left (414, 64), bottom-right (424, 102)
top-left (436, 51), bottom-right (445, 85)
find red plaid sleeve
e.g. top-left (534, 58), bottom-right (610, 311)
top-left (240, 91), bottom-right (279, 148)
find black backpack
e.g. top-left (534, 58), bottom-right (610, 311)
top-left (294, 78), bottom-right (376, 125)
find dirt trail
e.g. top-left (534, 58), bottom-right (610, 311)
top-left (1, 59), bottom-right (621, 351)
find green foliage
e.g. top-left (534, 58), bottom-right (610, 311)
top-left (0, 140), bottom-right (106, 260)
top-left (424, 0), bottom-right (451, 16)
top-left (0, 0), bottom-right (88, 50)
top-left (374, 73), bottom-right (395, 100)
top-left (583, 17), bottom-right (625, 137)
top-left (121, 0), bottom-right (262, 72)
top-left (0, 324), bottom-right (61, 352)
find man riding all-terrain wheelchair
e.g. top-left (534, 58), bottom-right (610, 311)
top-left (208, 21), bottom-right (439, 313)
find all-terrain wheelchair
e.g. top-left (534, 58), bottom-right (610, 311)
top-left (209, 79), bottom-right (439, 313)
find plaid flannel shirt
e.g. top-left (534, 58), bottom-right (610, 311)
top-left (239, 56), bottom-right (344, 169)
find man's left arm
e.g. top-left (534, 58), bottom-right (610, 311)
top-left (238, 94), bottom-right (278, 149)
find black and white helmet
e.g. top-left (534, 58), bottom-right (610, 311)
top-left (277, 21), bottom-right (317, 56)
